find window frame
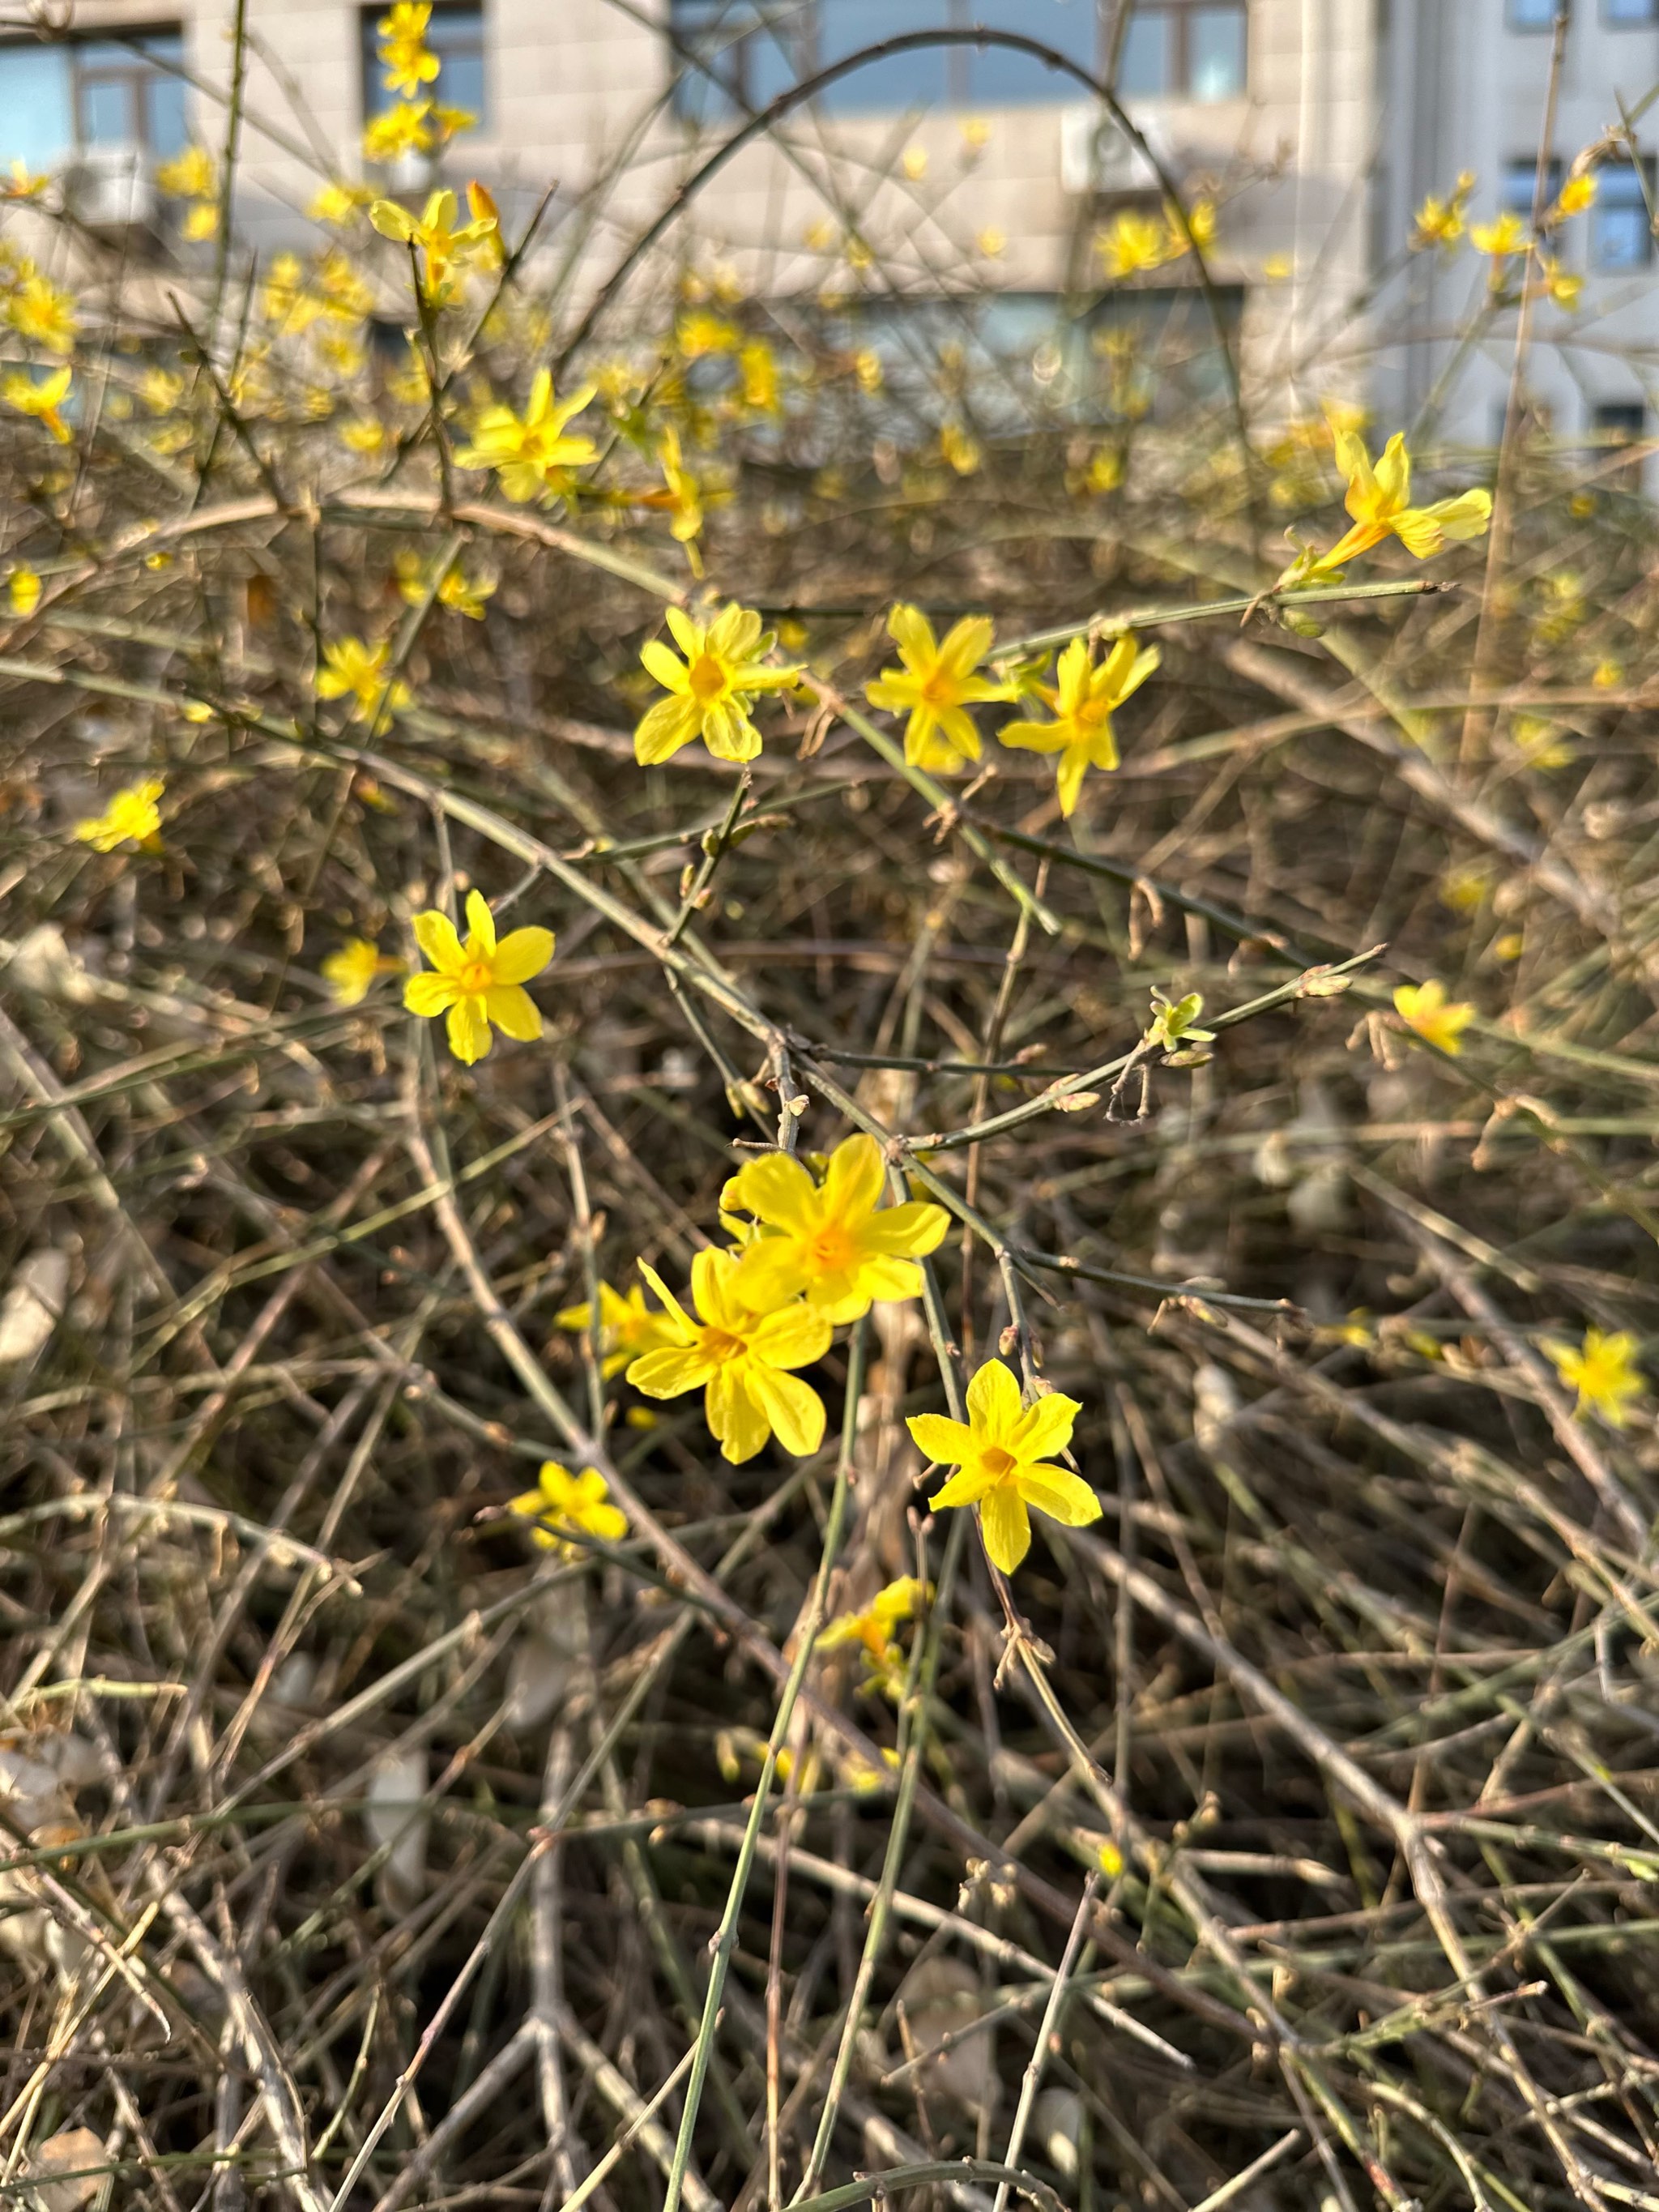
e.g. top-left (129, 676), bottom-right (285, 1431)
top-left (1505, 0), bottom-right (1564, 28)
top-left (360, 1), bottom-right (487, 129)
top-left (71, 28), bottom-right (186, 152)
top-left (1116, 2), bottom-right (1250, 103)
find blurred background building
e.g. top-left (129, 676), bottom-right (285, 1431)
top-left (0, 1), bottom-right (1653, 450)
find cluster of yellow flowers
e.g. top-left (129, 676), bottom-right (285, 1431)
top-left (362, 2), bottom-right (476, 163)
top-left (156, 144), bottom-right (220, 241)
top-left (1095, 199), bottom-right (1218, 283)
top-left (533, 1132), bottom-right (1102, 1574)
top-left (1413, 162), bottom-right (1598, 308)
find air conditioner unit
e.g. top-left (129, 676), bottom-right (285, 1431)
top-left (69, 144), bottom-right (156, 232)
top-left (1060, 106), bottom-right (1166, 198)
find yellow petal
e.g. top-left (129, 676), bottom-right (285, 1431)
top-left (908, 1412), bottom-right (975, 1465)
top-left (446, 995), bottom-right (492, 1063)
top-left (980, 1485), bottom-right (1031, 1574)
top-left (727, 1151), bottom-right (819, 1232)
top-left (747, 1364), bottom-right (825, 1456)
top-left (821, 1132), bottom-right (885, 1221)
top-left (626, 1344), bottom-right (712, 1397)
top-left (1012, 1391), bottom-right (1081, 1461)
top-left (749, 1301), bottom-right (835, 1369)
top-left (404, 971), bottom-right (458, 1016)
top-left (491, 925), bottom-right (554, 984)
top-left (412, 908), bottom-right (463, 972)
top-left (965, 1357), bottom-right (1022, 1441)
top-left (464, 887), bottom-right (496, 956)
top-left (484, 983), bottom-right (542, 1040)
top-left (1018, 1465), bottom-right (1102, 1530)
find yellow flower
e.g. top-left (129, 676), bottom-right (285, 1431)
top-left (1304, 429), bottom-right (1491, 574)
top-left (1540, 256), bottom-right (1582, 309)
top-left (721, 1134), bottom-right (949, 1324)
top-left (938, 421), bottom-right (981, 475)
top-left (310, 180), bottom-right (373, 225)
top-left (1544, 1327), bottom-right (1644, 1427)
top-left (1470, 210), bottom-right (1529, 261)
top-left (321, 937), bottom-right (402, 1007)
top-left (1145, 989), bottom-right (1213, 1051)
top-left (676, 310), bottom-right (739, 358)
top-left (75, 777), bottom-right (164, 852)
top-left (6, 365), bottom-right (72, 442)
top-left (633, 602), bottom-right (800, 767)
top-left (1097, 210), bottom-right (1169, 279)
top-left (909, 1360), bottom-right (1099, 1576)
top-left (737, 338), bottom-right (779, 414)
top-left (377, 0), bottom-right (433, 36)
top-left (182, 202), bottom-right (220, 242)
top-left (3, 158), bottom-right (49, 200)
top-left (625, 1249), bottom-right (831, 1464)
top-left (140, 366), bottom-right (185, 414)
top-left (454, 368), bottom-right (596, 503)
top-left (1593, 657), bottom-right (1623, 690)
top-left (1552, 173), bottom-right (1597, 219)
top-left (1412, 177), bottom-right (1473, 249)
top-left (638, 424), bottom-right (711, 569)
top-left (510, 1461), bottom-right (628, 1557)
top-left (315, 635), bottom-right (412, 720)
top-left (403, 887), bottom-right (554, 1065)
top-left (156, 144), bottom-right (215, 198)
top-left (555, 1279), bottom-right (679, 1379)
top-left (902, 147), bottom-right (928, 180)
top-left (997, 633), bottom-right (1159, 817)
top-left (380, 31), bottom-right (439, 97)
top-left (864, 604), bottom-right (1008, 774)
top-left (821, 1576), bottom-right (929, 1679)
top-left (961, 116), bottom-right (992, 151)
top-left (263, 253), bottom-right (322, 331)
top-left (362, 100), bottom-right (434, 162)
top-left (977, 227), bottom-right (1005, 258)
top-left (8, 274), bottom-right (77, 353)
top-left (369, 186), bottom-right (497, 293)
top-left (1162, 197), bottom-right (1216, 258)
top-left (340, 416), bottom-right (387, 454)
top-left (8, 566), bottom-right (41, 616)
top-left (854, 347), bottom-right (883, 394)
top-left (1393, 978), bottom-right (1475, 1055)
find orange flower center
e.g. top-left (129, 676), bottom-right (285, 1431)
top-left (979, 1445), bottom-right (1017, 1481)
top-left (699, 1325), bottom-right (748, 1364)
top-left (919, 668), bottom-right (962, 709)
top-left (804, 1222), bottom-right (858, 1275)
top-left (688, 651), bottom-right (728, 703)
top-left (457, 957), bottom-right (493, 994)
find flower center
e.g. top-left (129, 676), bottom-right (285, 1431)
top-left (919, 668), bottom-right (962, 710)
top-left (688, 652), bottom-right (728, 704)
top-left (699, 1325), bottom-right (748, 1364)
top-left (979, 1445), bottom-right (1017, 1482)
top-left (457, 957), bottom-right (493, 995)
top-left (804, 1223), bottom-right (858, 1276)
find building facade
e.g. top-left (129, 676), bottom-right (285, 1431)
top-left (0, 1), bottom-right (1653, 446)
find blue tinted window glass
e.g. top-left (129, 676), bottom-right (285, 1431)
top-left (817, 1), bottom-right (949, 110)
top-left (1117, 13), bottom-right (1171, 95)
top-left (1508, 0), bottom-right (1555, 23)
top-left (1593, 164), bottom-right (1653, 267)
top-left (82, 78), bottom-right (134, 141)
top-left (0, 43), bottom-right (74, 169)
top-left (1189, 6), bottom-right (1245, 97)
top-left (1605, 0), bottom-right (1657, 20)
top-left (147, 73), bottom-right (188, 155)
top-left (966, 2), bottom-right (1098, 105)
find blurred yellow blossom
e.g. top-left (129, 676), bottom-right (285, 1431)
top-left (1552, 172), bottom-right (1597, 219)
top-left (455, 369), bottom-right (596, 502)
top-left (75, 778), bottom-right (164, 852)
top-left (555, 1280), bottom-right (677, 1377)
top-left (369, 185), bottom-right (497, 291)
top-left (1294, 428), bottom-right (1491, 577)
top-left (156, 145), bottom-right (215, 198)
top-left (510, 1462), bottom-right (627, 1556)
top-left (4, 365), bottom-right (73, 442)
top-left (8, 567), bottom-right (41, 616)
top-left (322, 937), bottom-right (402, 1006)
top-left (8, 275), bottom-right (77, 353)
top-left (363, 100), bottom-right (434, 161)
top-left (1393, 978), bottom-right (1474, 1054)
top-left (1544, 1327), bottom-right (1644, 1426)
top-left (316, 635), bottom-right (412, 719)
top-left (1470, 210), bottom-right (1529, 262)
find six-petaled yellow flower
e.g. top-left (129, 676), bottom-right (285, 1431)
top-left (75, 777), bottom-right (164, 852)
top-left (909, 1360), bottom-right (1100, 1576)
top-left (555, 1279), bottom-right (678, 1378)
top-left (1544, 1327), bottom-right (1644, 1427)
top-left (633, 602), bottom-right (800, 767)
top-left (363, 100), bottom-right (435, 162)
top-left (322, 937), bottom-right (403, 1007)
top-left (156, 144), bottom-right (215, 199)
top-left (864, 604), bottom-right (1008, 773)
top-left (997, 633), bottom-right (1159, 817)
top-left (510, 1461), bottom-right (628, 1557)
top-left (721, 1133), bottom-right (949, 1323)
top-left (821, 1577), bottom-right (930, 1692)
top-left (1097, 210), bottom-right (1169, 280)
top-left (369, 185), bottom-right (496, 293)
top-left (403, 888), bottom-right (554, 1065)
top-left (8, 275), bottom-right (77, 353)
top-left (455, 368), bottom-right (596, 503)
top-left (316, 634), bottom-right (412, 719)
top-left (5, 365), bottom-right (73, 442)
top-left (1393, 978), bottom-right (1475, 1055)
top-left (625, 1249), bottom-right (831, 1464)
top-left (1470, 211), bottom-right (1529, 262)
top-left (1303, 429), bottom-right (1491, 576)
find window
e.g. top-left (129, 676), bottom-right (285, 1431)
top-left (1591, 160), bottom-right (1654, 269)
top-left (1592, 400), bottom-right (1645, 442)
top-left (1508, 0), bottom-right (1563, 26)
top-left (1118, 2), bottom-right (1247, 100)
top-left (1499, 155), bottom-right (1560, 224)
top-left (361, 3), bottom-right (485, 126)
top-left (1605, 0), bottom-right (1657, 23)
top-left (668, 0), bottom-right (1102, 122)
top-left (0, 28), bottom-right (186, 168)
